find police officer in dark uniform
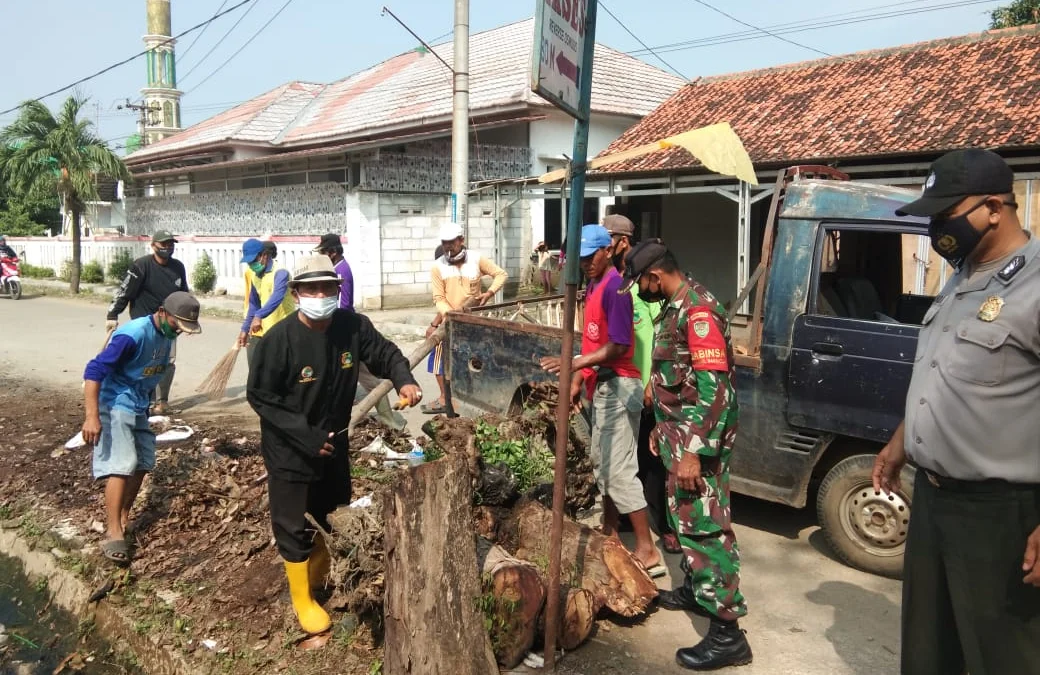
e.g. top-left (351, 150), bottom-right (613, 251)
top-left (873, 148), bottom-right (1040, 674)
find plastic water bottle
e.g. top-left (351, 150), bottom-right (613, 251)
top-left (407, 440), bottom-right (425, 467)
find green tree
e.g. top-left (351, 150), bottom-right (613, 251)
top-left (0, 95), bottom-right (129, 292)
top-left (991, 0), bottom-right (1040, 28)
top-left (0, 147), bottom-right (56, 235)
top-left (0, 201), bottom-right (46, 236)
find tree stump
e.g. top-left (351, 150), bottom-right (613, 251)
top-left (512, 499), bottom-right (658, 617)
top-left (383, 456), bottom-right (497, 675)
top-left (481, 544), bottom-right (546, 668)
top-left (538, 586), bottom-right (596, 651)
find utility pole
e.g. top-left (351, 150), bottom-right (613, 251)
top-left (451, 0), bottom-right (469, 236)
top-left (117, 98), bottom-right (161, 146)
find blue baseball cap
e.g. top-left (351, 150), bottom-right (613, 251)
top-left (579, 224), bottom-right (612, 257)
top-left (241, 238), bottom-right (264, 263)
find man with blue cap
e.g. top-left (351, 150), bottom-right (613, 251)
top-left (239, 238), bottom-right (295, 366)
top-left (540, 224), bottom-right (662, 577)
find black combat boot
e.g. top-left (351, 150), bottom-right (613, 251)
top-left (675, 618), bottom-right (752, 671)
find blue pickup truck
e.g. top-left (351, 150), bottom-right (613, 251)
top-left (448, 167), bottom-right (934, 578)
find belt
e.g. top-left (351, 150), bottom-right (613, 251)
top-left (596, 368), bottom-right (618, 383)
top-left (923, 470), bottom-right (1038, 494)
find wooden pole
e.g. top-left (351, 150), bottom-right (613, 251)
top-left (543, 2), bottom-right (598, 669)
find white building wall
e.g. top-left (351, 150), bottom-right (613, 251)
top-left (346, 191), bottom-right (383, 310)
top-left (528, 111), bottom-right (636, 245)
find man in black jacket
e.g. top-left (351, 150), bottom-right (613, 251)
top-left (247, 255), bottom-right (421, 635)
top-left (106, 231), bottom-right (189, 414)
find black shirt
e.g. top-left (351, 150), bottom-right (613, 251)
top-left (107, 255), bottom-right (189, 320)
top-left (246, 310), bottom-right (417, 482)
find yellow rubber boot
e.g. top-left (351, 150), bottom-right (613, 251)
top-left (309, 536), bottom-right (331, 591)
top-left (284, 560), bottom-right (331, 634)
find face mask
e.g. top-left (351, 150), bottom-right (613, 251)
top-left (155, 247), bottom-right (172, 259)
top-left (928, 198), bottom-right (991, 266)
top-left (298, 295), bottom-right (338, 320)
top-left (249, 261), bottom-right (266, 275)
top-left (637, 275), bottom-right (666, 303)
top-left (159, 317), bottom-right (179, 340)
top-left (447, 246), bottom-right (467, 264)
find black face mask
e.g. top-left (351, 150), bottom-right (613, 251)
top-left (637, 276), bottom-right (666, 303)
top-left (928, 198), bottom-right (993, 267)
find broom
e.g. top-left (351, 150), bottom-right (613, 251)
top-left (100, 326), bottom-right (115, 352)
top-left (195, 344), bottom-right (242, 401)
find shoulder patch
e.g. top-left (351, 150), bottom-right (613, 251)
top-left (686, 306), bottom-right (729, 371)
top-left (997, 255), bottom-right (1026, 282)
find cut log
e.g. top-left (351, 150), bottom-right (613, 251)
top-left (538, 585), bottom-right (596, 651)
top-left (383, 456), bottom-right (497, 675)
top-left (512, 499), bottom-right (658, 617)
top-left (480, 544), bottom-right (546, 668)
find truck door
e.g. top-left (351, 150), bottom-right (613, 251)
top-left (787, 225), bottom-right (936, 442)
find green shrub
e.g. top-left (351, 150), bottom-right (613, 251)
top-left (20, 263), bottom-right (55, 279)
top-left (59, 259), bottom-right (77, 282)
top-left (107, 249), bottom-right (134, 282)
top-left (191, 251), bottom-right (217, 294)
top-left (81, 260), bottom-right (105, 284)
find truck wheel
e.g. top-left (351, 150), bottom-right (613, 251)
top-left (816, 454), bottom-right (914, 579)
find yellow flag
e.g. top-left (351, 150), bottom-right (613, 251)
top-left (660, 122), bottom-right (758, 185)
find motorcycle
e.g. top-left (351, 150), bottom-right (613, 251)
top-left (1, 256), bottom-right (22, 300)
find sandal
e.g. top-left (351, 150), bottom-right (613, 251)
top-left (661, 533), bottom-right (682, 554)
top-left (101, 539), bottom-right (131, 567)
top-left (420, 402), bottom-right (447, 415)
top-left (639, 559), bottom-right (667, 579)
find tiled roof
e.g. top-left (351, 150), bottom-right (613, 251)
top-left (126, 19), bottom-right (683, 164)
top-left (127, 82), bottom-right (323, 162)
top-left (597, 25), bottom-right (1040, 175)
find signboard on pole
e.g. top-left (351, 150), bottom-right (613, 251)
top-left (531, 0), bottom-right (590, 120)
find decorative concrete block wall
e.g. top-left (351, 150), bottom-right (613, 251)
top-left (126, 183), bottom-right (348, 236)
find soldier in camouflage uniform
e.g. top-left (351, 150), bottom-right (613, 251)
top-left (620, 240), bottom-right (752, 671)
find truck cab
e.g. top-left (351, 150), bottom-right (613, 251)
top-left (448, 167), bottom-right (935, 578)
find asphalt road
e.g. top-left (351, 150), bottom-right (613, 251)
top-left (0, 293), bottom-right (904, 674)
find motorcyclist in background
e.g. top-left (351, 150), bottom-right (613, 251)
top-left (0, 235), bottom-right (18, 260)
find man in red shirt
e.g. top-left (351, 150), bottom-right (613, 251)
top-left (541, 224), bottom-right (662, 576)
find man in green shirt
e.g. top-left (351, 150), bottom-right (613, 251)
top-left (604, 215), bottom-right (679, 554)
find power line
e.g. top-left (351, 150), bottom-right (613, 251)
top-left (599, 1), bottom-right (688, 80)
top-left (0, 0), bottom-right (256, 116)
top-left (632, 0), bottom-right (996, 56)
top-left (179, 0), bottom-right (262, 82)
top-left (630, 0), bottom-right (939, 53)
top-left (688, 0), bottom-right (831, 57)
top-left (185, 0), bottom-right (297, 96)
top-left (179, 0), bottom-right (231, 60)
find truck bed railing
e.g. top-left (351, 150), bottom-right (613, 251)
top-left (466, 294), bottom-right (585, 330)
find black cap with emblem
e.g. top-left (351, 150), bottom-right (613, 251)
top-left (896, 149), bottom-right (1014, 218)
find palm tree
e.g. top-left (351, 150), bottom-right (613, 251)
top-left (0, 95), bottom-right (129, 292)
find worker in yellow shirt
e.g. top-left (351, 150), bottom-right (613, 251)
top-left (238, 238), bottom-right (297, 366)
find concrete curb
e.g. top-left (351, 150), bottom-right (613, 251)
top-left (0, 528), bottom-right (199, 675)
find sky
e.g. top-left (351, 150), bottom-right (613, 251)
top-left (0, 0), bottom-right (1009, 153)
